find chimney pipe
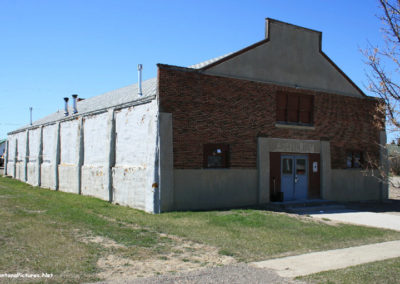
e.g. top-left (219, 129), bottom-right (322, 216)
top-left (64, 97), bottom-right (69, 116)
top-left (72, 94), bottom-right (78, 114)
top-left (137, 64), bottom-right (143, 96)
top-left (29, 107), bottom-right (33, 125)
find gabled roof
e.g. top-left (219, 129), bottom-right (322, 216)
top-left (194, 18), bottom-right (367, 98)
top-left (10, 77), bottom-right (157, 134)
top-left (189, 52), bottom-right (234, 69)
top-left (9, 19), bottom-right (372, 136)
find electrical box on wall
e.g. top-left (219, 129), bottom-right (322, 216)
top-left (313, 161), bottom-right (318, 173)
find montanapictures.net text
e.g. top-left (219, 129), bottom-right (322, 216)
top-left (0, 273), bottom-right (53, 278)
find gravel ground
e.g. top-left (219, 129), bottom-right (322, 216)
top-left (93, 264), bottom-right (303, 284)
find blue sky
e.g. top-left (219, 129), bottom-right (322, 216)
top-left (0, 0), bottom-right (392, 140)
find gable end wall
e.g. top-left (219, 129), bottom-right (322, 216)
top-left (158, 65), bottom-right (384, 170)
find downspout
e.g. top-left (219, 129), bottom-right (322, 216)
top-left (152, 77), bottom-right (161, 214)
top-left (153, 104), bottom-right (161, 213)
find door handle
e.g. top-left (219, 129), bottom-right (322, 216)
top-left (295, 175), bottom-right (298, 184)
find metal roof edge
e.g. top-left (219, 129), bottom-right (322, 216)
top-left (8, 95), bottom-right (157, 136)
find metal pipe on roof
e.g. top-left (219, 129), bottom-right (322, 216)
top-left (29, 107), bottom-right (33, 125)
top-left (72, 94), bottom-right (78, 114)
top-left (64, 97), bottom-right (69, 116)
top-left (138, 64), bottom-right (143, 96)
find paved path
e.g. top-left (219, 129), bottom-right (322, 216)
top-left (94, 240), bottom-right (400, 283)
top-left (308, 210), bottom-right (400, 231)
top-left (251, 240), bottom-right (400, 278)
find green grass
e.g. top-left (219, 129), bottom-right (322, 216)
top-left (1, 176), bottom-right (400, 283)
top-left (95, 206), bottom-right (400, 262)
top-left (299, 257), bottom-right (400, 284)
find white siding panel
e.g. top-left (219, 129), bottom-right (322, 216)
top-left (113, 100), bottom-right (158, 213)
top-left (42, 124), bottom-right (56, 164)
top-left (83, 113), bottom-right (107, 165)
top-left (60, 119), bottom-right (78, 165)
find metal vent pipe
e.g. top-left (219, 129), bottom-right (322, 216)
top-left (64, 97), bottom-right (69, 116)
top-left (29, 107), bottom-right (33, 125)
top-left (72, 94), bottom-right (78, 114)
top-left (138, 64), bottom-right (143, 96)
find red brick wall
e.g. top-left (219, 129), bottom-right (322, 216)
top-left (158, 64), bottom-right (385, 169)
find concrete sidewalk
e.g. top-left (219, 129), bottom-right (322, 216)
top-left (308, 210), bottom-right (400, 231)
top-left (251, 240), bottom-right (400, 278)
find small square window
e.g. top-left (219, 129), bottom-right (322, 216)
top-left (346, 151), bottom-right (363, 168)
top-left (203, 144), bottom-right (229, 168)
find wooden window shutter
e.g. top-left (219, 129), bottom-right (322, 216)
top-left (299, 95), bottom-right (313, 124)
top-left (276, 93), bottom-right (287, 121)
top-left (287, 93), bottom-right (299, 123)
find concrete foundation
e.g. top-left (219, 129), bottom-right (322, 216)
top-left (173, 169), bottom-right (258, 210)
top-left (81, 165), bottom-right (108, 200)
top-left (40, 163), bottom-right (55, 189)
top-left (329, 169), bottom-right (383, 201)
top-left (58, 165), bottom-right (79, 193)
top-left (15, 163), bottom-right (24, 181)
top-left (159, 112), bottom-right (174, 212)
top-left (112, 166), bottom-right (147, 210)
top-left (27, 163), bottom-right (38, 186)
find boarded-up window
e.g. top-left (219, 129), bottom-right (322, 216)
top-left (276, 92), bottom-right (313, 125)
top-left (203, 144), bottom-right (229, 168)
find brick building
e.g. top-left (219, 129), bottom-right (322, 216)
top-left (4, 19), bottom-right (388, 213)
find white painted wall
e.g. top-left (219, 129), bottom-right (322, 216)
top-left (59, 119), bottom-right (79, 193)
top-left (60, 119), bottom-right (79, 165)
top-left (27, 128), bottom-right (40, 185)
top-left (83, 113), bottom-right (107, 165)
top-left (15, 131), bottom-right (26, 181)
top-left (42, 124), bottom-right (56, 164)
top-left (6, 99), bottom-right (159, 213)
top-left (6, 135), bottom-right (16, 177)
top-left (81, 112), bottom-right (108, 200)
top-left (113, 100), bottom-right (158, 212)
top-left (41, 124), bottom-right (56, 189)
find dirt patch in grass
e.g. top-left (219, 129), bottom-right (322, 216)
top-left (271, 211), bottom-right (340, 227)
top-left (77, 232), bottom-right (127, 249)
top-left (72, 216), bottom-right (235, 282)
top-left (77, 220), bottom-right (236, 281)
top-left (96, 238), bottom-right (235, 281)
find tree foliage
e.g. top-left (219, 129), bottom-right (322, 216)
top-left (364, 0), bottom-right (400, 133)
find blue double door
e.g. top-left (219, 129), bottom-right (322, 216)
top-left (281, 155), bottom-right (308, 201)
